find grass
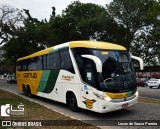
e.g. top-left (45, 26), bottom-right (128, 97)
top-left (0, 89), bottom-right (99, 129)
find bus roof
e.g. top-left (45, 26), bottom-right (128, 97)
top-left (69, 41), bottom-right (126, 50)
top-left (17, 41), bottom-right (126, 61)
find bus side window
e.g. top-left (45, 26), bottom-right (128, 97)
top-left (36, 56), bottom-right (42, 70)
top-left (47, 52), bottom-right (60, 70)
top-left (17, 61), bottom-right (22, 71)
top-left (59, 49), bottom-right (75, 74)
top-left (42, 55), bottom-right (47, 70)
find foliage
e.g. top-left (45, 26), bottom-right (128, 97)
top-left (1, 9), bottom-right (47, 73)
top-left (47, 1), bottom-right (109, 46)
top-left (0, 0), bottom-right (160, 73)
top-left (131, 24), bottom-right (160, 66)
top-left (107, 0), bottom-right (160, 50)
top-left (106, 0), bottom-right (160, 66)
top-left (0, 4), bottom-right (23, 45)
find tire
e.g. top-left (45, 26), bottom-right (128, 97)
top-left (25, 86), bottom-right (32, 98)
top-left (149, 86), bottom-right (152, 88)
top-left (158, 85), bottom-right (160, 89)
top-left (67, 93), bottom-right (79, 112)
top-left (22, 85), bottom-right (25, 93)
top-left (27, 86), bottom-right (32, 98)
top-left (24, 86), bottom-right (28, 96)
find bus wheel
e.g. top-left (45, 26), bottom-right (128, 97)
top-left (24, 87), bottom-right (28, 96)
top-left (67, 93), bottom-right (79, 112)
top-left (22, 85), bottom-right (25, 93)
top-left (26, 86), bottom-right (32, 98)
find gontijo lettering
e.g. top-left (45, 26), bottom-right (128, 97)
top-left (24, 73), bottom-right (37, 78)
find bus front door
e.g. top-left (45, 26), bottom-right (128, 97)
top-left (81, 62), bottom-right (98, 111)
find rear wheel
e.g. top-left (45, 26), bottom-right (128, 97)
top-left (22, 85), bottom-right (25, 93)
top-left (25, 86), bottom-right (32, 97)
top-left (24, 86), bottom-right (28, 96)
top-left (67, 93), bottom-right (79, 112)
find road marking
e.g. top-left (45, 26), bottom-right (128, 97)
top-left (139, 96), bottom-right (160, 104)
top-left (139, 96), bottom-right (160, 101)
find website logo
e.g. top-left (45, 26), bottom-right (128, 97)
top-left (1, 104), bottom-right (25, 117)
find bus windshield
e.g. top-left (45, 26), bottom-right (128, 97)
top-left (93, 50), bottom-right (136, 92)
top-left (72, 48), bottom-right (136, 93)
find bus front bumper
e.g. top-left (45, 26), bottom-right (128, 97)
top-left (98, 95), bottom-right (138, 113)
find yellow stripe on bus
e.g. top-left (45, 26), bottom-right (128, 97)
top-left (69, 41), bottom-right (126, 50)
top-left (105, 92), bottom-right (126, 99)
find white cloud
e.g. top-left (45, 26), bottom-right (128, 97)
top-left (0, 0), bottom-right (112, 20)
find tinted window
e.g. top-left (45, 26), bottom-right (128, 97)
top-left (18, 56), bottom-right (43, 71)
top-left (36, 56), bottom-right (42, 70)
top-left (28, 58), bottom-right (36, 70)
top-left (72, 48), bottom-right (97, 87)
top-left (60, 48), bottom-right (75, 74)
top-left (47, 52), bottom-right (60, 70)
top-left (42, 55), bottom-right (47, 70)
top-left (17, 52), bottom-right (61, 71)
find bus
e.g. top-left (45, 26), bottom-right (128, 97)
top-left (16, 41), bottom-right (143, 113)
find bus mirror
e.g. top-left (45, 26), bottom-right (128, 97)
top-left (131, 55), bottom-right (144, 70)
top-left (81, 55), bottom-right (102, 73)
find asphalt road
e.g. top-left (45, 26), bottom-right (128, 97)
top-left (138, 86), bottom-right (160, 99)
top-left (0, 79), bottom-right (160, 129)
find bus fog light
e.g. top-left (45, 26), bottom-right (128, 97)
top-left (102, 105), bottom-right (106, 109)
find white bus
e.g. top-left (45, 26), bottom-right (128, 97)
top-left (16, 41), bottom-right (143, 113)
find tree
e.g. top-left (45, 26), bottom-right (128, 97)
top-left (131, 23), bottom-right (160, 66)
top-left (107, 0), bottom-right (160, 50)
top-left (0, 4), bottom-right (23, 45)
top-left (48, 1), bottom-right (110, 46)
top-left (1, 9), bottom-right (47, 73)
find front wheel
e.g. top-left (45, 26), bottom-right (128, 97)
top-left (67, 93), bottom-right (79, 112)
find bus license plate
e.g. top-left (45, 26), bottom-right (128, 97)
top-left (122, 103), bottom-right (128, 108)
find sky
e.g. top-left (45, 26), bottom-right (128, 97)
top-left (0, 0), bottom-right (112, 20)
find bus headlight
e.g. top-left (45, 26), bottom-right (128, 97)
top-left (135, 91), bottom-right (139, 96)
top-left (104, 96), bottom-right (112, 101)
top-left (93, 92), bottom-right (112, 101)
top-left (97, 94), bottom-right (111, 101)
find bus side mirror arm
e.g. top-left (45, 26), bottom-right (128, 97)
top-left (130, 55), bottom-right (144, 70)
top-left (81, 55), bottom-right (102, 73)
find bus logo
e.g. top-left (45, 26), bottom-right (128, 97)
top-left (82, 96), bottom-right (96, 109)
top-left (1, 104), bottom-right (25, 117)
top-left (62, 75), bottom-right (74, 81)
